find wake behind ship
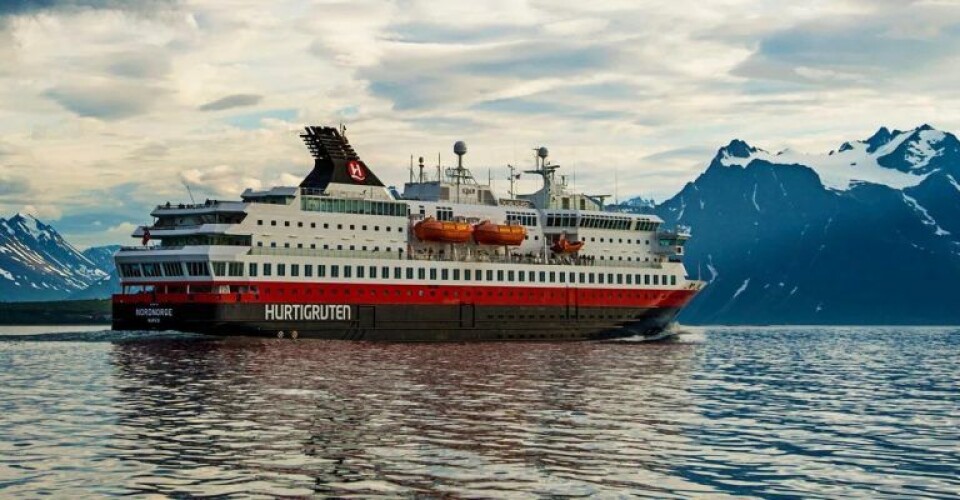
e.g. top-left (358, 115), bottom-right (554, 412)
top-left (112, 126), bottom-right (704, 341)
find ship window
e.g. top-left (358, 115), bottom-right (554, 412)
top-left (497, 270), bottom-right (504, 281)
top-left (453, 269), bottom-right (460, 280)
top-left (311, 222), bottom-right (316, 228)
top-left (381, 266), bottom-right (389, 278)
top-left (507, 270), bottom-right (515, 282)
top-left (349, 245), bottom-right (355, 251)
top-left (344, 266), bottom-right (352, 278)
top-left (539, 271), bottom-right (546, 282)
top-left (569, 272), bottom-right (576, 283)
top-left (362, 225), bottom-right (367, 231)
top-left (291, 264), bottom-right (299, 277)
top-left (187, 261), bottom-right (210, 276)
top-left (357, 266), bottom-right (365, 278)
top-left (228, 262), bottom-right (243, 277)
top-left (398, 227), bottom-right (403, 233)
top-left (608, 273), bottom-right (614, 283)
top-left (487, 270), bottom-right (493, 281)
top-left (318, 265), bottom-right (326, 277)
top-left (407, 267), bottom-right (414, 280)
top-left (464, 269), bottom-right (471, 280)
top-left (393, 267), bottom-right (401, 279)
top-left (263, 263), bottom-right (272, 276)
top-left (277, 264), bottom-right (286, 277)
top-left (120, 263), bottom-right (141, 278)
top-left (418, 268), bottom-right (425, 280)
top-left (257, 242), bottom-right (263, 247)
top-left (598, 273), bottom-right (604, 284)
top-left (305, 265), bottom-right (313, 277)
top-left (653, 275), bottom-right (659, 285)
top-left (644, 274), bottom-right (650, 285)
top-left (518, 271), bottom-right (525, 282)
top-left (257, 220), bottom-right (263, 225)
top-left (375, 226), bottom-right (380, 231)
top-left (163, 262), bottom-right (184, 276)
top-left (671, 275), bottom-right (677, 286)
top-left (284, 243), bottom-right (290, 248)
top-left (324, 223), bottom-right (329, 229)
top-left (330, 265), bottom-right (338, 278)
top-left (635, 274), bottom-right (641, 284)
top-left (430, 268), bottom-right (437, 280)
top-left (589, 273), bottom-right (595, 284)
top-left (475, 270), bottom-right (482, 282)
top-left (617, 274), bottom-right (623, 285)
top-left (310, 244), bottom-right (316, 249)
top-left (559, 272), bottom-right (566, 283)
top-left (297, 244), bottom-right (303, 249)
top-left (350, 225), bottom-right (355, 230)
top-left (441, 269), bottom-right (448, 280)
top-left (626, 274), bottom-right (632, 285)
top-left (249, 263), bottom-right (258, 277)
top-left (386, 227), bottom-right (391, 232)
top-left (284, 221), bottom-right (290, 227)
top-left (663, 274), bottom-right (669, 285)
top-left (528, 271), bottom-right (534, 282)
top-left (271, 220), bottom-right (276, 226)
top-left (549, 272), bottom-right (556, 283)
top-left (270, 242), bottom-right (276, 248)
top-left (338, 224), bottom-right (342, 230)
top-left (297, 222), bottom-right (303, 228)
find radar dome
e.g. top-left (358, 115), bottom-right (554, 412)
top-left (454, 141), bottom-right (468, 156)
top-left (537, 146), bottom-right (549, 159)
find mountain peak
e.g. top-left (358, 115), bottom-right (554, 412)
top-left (865, 127), bottom-right (894, 153)
top-left (721, 139), bottom-right (756, 159)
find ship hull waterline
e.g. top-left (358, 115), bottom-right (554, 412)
top-left (112, 302), bottom-right (684, 342)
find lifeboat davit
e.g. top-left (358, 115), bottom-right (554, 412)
top-left (473, 221), bottom-right (526, 246)
top-left (551, 235), bottom-right (584, 254)
top-left (413, 217), bottom-right (473, 243)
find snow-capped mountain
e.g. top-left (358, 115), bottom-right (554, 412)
top-left (653, 125), bottom-right (960, 325)
top-left (0, 214), bottom-right (116, 302)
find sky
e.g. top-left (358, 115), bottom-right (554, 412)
top-left (1, 0), bottom-right (960, 247)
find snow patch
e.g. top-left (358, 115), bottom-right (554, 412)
top-left (902, 194), bottom-right (950, 236)
top-left (751, 183), bottom-right (760, 211)
top-left (732, 279), bottom-right (750, 300)
top-left (719, 128), bottom-right (935, 191)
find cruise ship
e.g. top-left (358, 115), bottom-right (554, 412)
top-left (112, 126), bottom-right (705, 341)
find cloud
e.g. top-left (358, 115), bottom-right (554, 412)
top-left (0, 170), bottom-right (30, 197)
top-left (107, 49), bottom-right (172, 79)
top-left (45, 83), bottom-right (167, 119)
top-left (180, 164), bottom-right (264, 197)
top-left (18, 203), bottom-right (62, 220)
top-left (198, 93), bottom-right (263, 112)
top-left (0, 0), bottom-right (178, 18)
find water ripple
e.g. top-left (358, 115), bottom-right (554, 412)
top-left (0, 326), bottom-right (957, 497)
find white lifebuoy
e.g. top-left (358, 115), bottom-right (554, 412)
top-left (291, 330), bottom-right (299, 340)
top-left (277, 331), bottom-right (284, 339)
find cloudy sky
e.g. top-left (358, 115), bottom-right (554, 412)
top-left (1, 0), bottom-right (959, 247)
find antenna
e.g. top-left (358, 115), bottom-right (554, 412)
top-left (507, 164), bottom-right (520, 199)
top-left (182, 180), bottom-right (196, 204)
top-left (614, 168), bottom-right (619, 205)
top-left (437, 152), bottom-right (441, 182)
top-left (409, 155), bottom-right (414, 183)
top-left (418, 156), bottom-right (425, 183)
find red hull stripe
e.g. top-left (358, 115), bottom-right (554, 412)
top-left (114, 281), bottom-right (699, 308)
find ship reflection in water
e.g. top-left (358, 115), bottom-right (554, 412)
top-left (107, 335), bottom-right (705, 497)
top-left (1, 327), bottom-right (957, 497)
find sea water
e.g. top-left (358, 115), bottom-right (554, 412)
top-left (0, 326), bottom-right (957, 498)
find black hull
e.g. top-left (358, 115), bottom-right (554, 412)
top-left (113, 303), bottom-right (682, 342)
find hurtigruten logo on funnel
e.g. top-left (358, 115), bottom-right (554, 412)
top-left (347, 160), bottom-right (366, 182)
top-left (265, 304), bottom-right (352, 321)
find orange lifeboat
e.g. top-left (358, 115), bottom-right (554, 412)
top-left (473, 221), bottom-right (526, 246)
top-left (551, 235), bottom-right (584, 254)
top-left (413, 217), bottom-right (473, 243)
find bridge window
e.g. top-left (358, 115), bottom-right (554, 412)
top-left (277, 264), bottom-right (286, 277)
top-left (330, 265), bottom-right (338, 278)
top-left (305, 265), bottom-right (313, 277)
top-left (357, 266), bottom-right (365, 278)
top-left (464, 269), bottom-right (471, 280)
top-left (212, 262), bottom-right (226, 277)
top-left (344, 266), bottom-right (352, 278)
top-left (249, 263), bottom-right (258, 277)
top-left (291, 264), bottom-right (299, 277)
top-left (417, 268), bottom-right (425, 280)
top-left (430, 268), bottom-right (437, 280)
top-left (187, 262), bottom-right (210, 277)
top-left (263, 263), bottom-right (272, 276)
top-left (163, 262), bottom-right (184, 277)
